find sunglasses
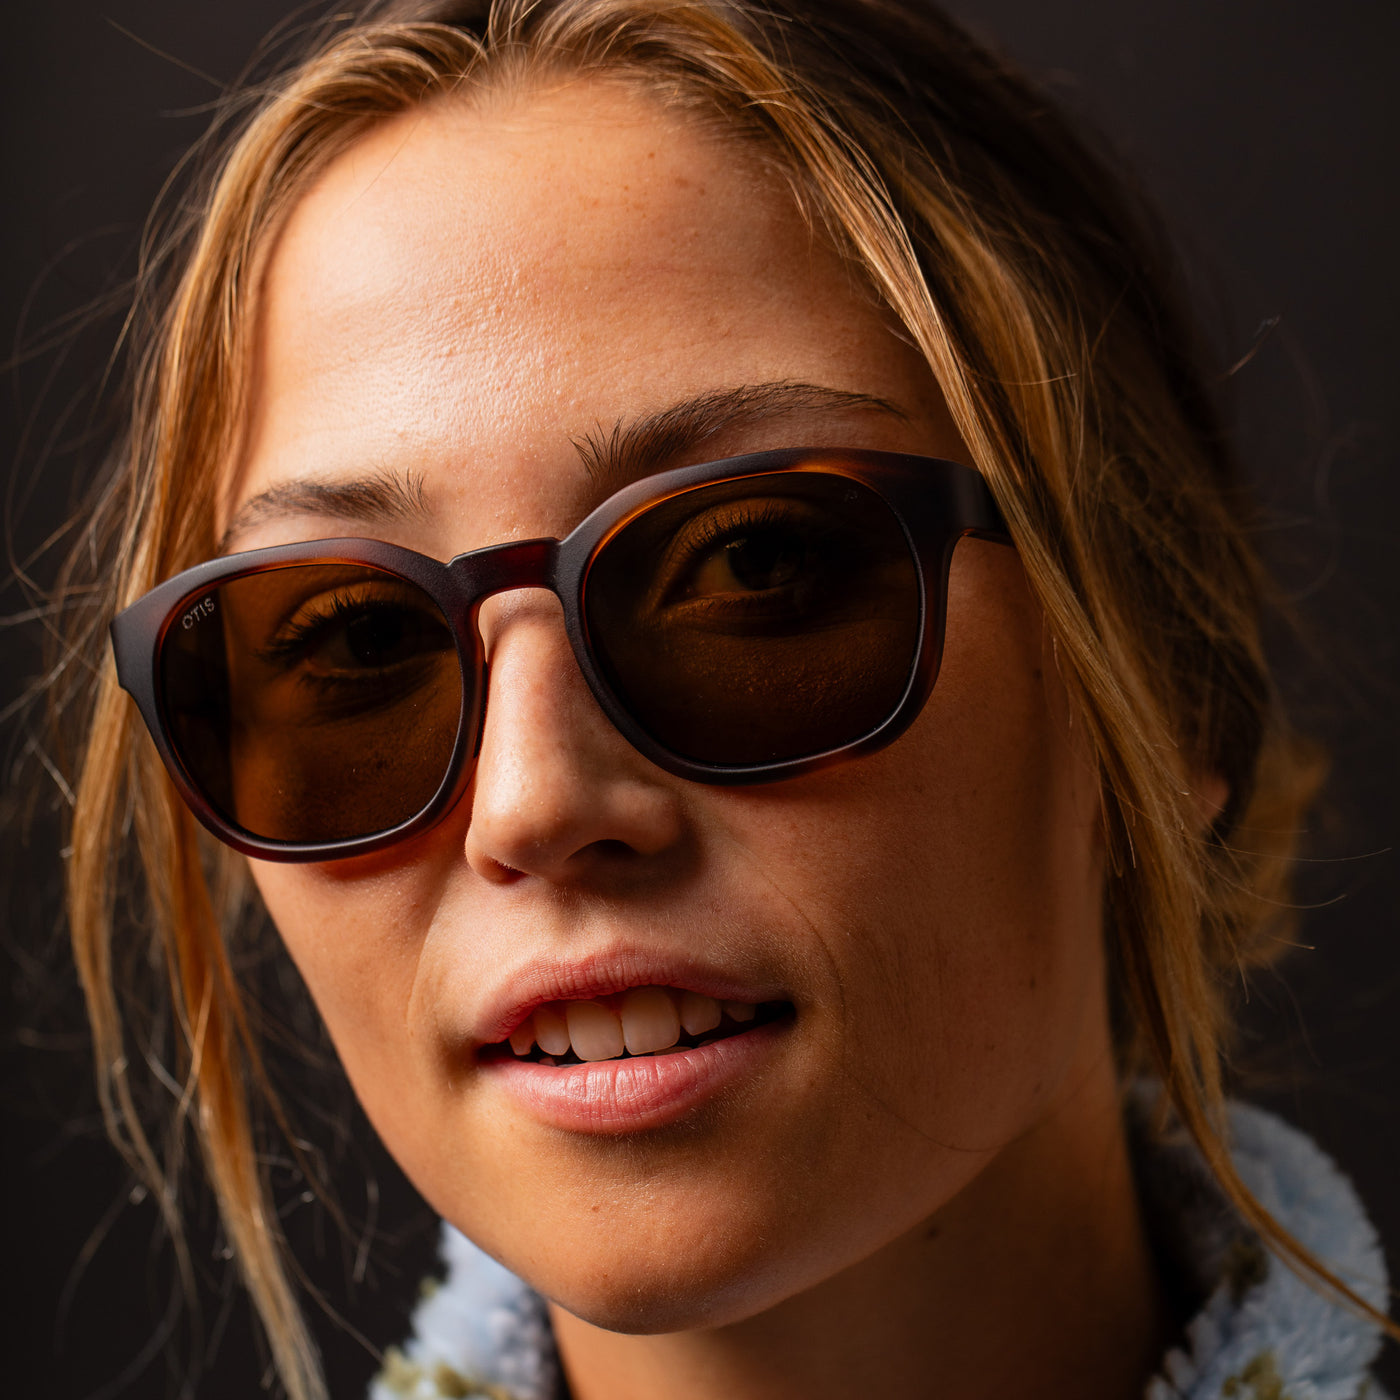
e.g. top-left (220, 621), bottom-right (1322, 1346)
top-left (112, 448), bottom-right (1009, 862)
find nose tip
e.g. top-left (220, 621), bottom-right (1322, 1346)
top-left (461, 601), bottom-right (687, 885)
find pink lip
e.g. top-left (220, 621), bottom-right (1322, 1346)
top-left (480, 1016), bottom-right (788, 1133)
top-left (473, 946), bottom-right (788, 1045)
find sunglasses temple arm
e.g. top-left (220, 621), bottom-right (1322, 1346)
top-left (962, 470), bottom-right (1012, 544)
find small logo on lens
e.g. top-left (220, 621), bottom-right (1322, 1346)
top-left (182, 596), bottom-right (217, 629)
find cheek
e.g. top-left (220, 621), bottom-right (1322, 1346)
top-left (247, 860), bottom-right (441, 1117)
top-left (725, 545), bottom-right (1106, 1150)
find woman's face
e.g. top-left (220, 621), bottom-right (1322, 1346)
top-left (226, 81), bottom-right (1112, 1331)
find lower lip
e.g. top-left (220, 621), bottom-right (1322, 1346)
top-left (479, 1018), bottom-right (788, 1134)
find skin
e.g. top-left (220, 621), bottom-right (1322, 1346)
top-left (225, 81), bottom-right (1171, 1399)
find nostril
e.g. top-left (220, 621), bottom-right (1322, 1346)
top-left (593, 838), bottom-right (639, 859)
top-left (477, 853), bottom-right (526, 883)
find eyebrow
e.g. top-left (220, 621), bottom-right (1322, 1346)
top-left (219, 380), bottom-right (906, 552)
top-left (219, 467), bottom-right (430, 555)
top-left (572, 380), bottom-right (907, 490)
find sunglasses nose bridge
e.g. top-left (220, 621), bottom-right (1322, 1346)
top-left (446, 536), bottom-right (562, 612)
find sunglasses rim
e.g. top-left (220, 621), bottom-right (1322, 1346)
top-left (111, 447), bottom-right (1009, 862)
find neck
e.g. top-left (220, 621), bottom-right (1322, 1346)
top-left (549, 1076), bottom-right (1171, 1400)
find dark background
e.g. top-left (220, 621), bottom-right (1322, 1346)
top-left (2, 2), bottom-right (1396, 1396)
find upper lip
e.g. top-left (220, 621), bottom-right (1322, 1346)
top-left (473, 945), bottom-right (790, 1048)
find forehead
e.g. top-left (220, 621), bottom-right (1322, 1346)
top-left (254, 80), bottom-right (815, 383)
top-left (228, 79), bottom-right (942, 546)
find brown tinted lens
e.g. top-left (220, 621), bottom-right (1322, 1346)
top-left (584, 472), bottom-right (921, 766)
top-left (158, 563), bottom-right (463, 844)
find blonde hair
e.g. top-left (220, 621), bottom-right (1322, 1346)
top-left (53, 2), bottom-right (1392, 1394)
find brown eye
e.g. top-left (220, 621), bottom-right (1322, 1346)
top-left (332, 602), bottom-right (416, 667)
top-left (274, 596), bottom-right (451, 677)
top-left (684, 521), bottom-right (811, 599)
top-left (256, 582), bottom-right (454, 683)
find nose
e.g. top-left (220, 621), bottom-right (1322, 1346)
top-left (462, 592), bottom-right (688, 885)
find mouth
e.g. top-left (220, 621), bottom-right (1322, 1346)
top-left (479, 987), bottom-right (794, 1067)
top-left (473, 956), bottom-right (797, 1133)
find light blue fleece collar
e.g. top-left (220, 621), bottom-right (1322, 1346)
top-left (371, 1096), bottom-right (1391, 1400)
top-left (1135, 1095), bottom-right (1389, 1400)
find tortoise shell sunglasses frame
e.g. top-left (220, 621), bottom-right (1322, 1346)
top-left (111, 448), bottom-right (1010, 863)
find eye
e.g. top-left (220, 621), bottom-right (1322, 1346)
top-left (329, 602), bottom-right (426, 669)
top-left (659, 497), bottom-right (845, 609)
top-left (261, 586), bottom-right (452, 679)
top-left (585, 472), bottom-right (916, 648)
top-left (687, 520), bottom-right (811, 598)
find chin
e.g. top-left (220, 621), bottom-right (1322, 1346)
top-left (509, 1211), bottom-right (814, 1335)
top-left (544, 1261), bottom-right (788, 1336)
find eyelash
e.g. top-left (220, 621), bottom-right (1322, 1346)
top-left (258, 590), bottom-right (376, 666)
top-left (661, 499), bottom-right (815, 589)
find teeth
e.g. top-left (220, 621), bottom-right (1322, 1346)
top-left (679, 991), bottom-right (722, 1036)
top-left (621, 986), bottom-right (681, 1055)
top-left (566, 1000), bottom-right (625, 1062)
top-left (533, 1004), bottom-right (571, 1056)
top-left (507, 989), bottom-right (763, 1061)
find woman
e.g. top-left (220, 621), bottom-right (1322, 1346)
top-left (55, 1), bottom-right (1393, 1397)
